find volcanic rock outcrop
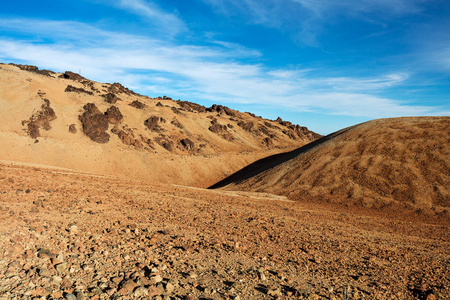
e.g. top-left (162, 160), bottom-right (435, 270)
top-left (23, 97), bottom-right (57, 139)
top-left (78, 103), bottom-right (110, 143)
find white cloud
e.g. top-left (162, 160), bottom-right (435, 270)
top-left (0, 17), bottom-right (443, 119)
top-left (95, 0), bottom-right (186, 36)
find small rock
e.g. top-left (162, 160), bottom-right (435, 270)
top-left (119, 279), bottom-right (138, 295)
top-left (65, 294), bottom-right (77, 300)
top-left (61, 277), bottom-right (72, 288)
top-left (148, 286), bottom-right (163, 297)
top-left (56, 262), bottom-right (67, 273)
top-left (150, 274), bottom-right (163, 284)
top-left (52, 275), bottom-right (62, 286)
top-left (134, 287), bottom-right (149, 297)
top-left (68, 225), bottom-right (78, 235)
top-left (258, 269), bottom-right (266, 281)
top-left (38, 268), bottom-right (51, 277)
top-left (267, 288), bottom-right (283, 297)
top-left (165, 282), bottom-right (175, 294)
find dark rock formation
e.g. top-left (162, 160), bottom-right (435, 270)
top-left (101, 93), bottom-right (121, 104)
top-left (171, 118), bottom-right (184, 129)
top-left (144, 116), bottom-right (165, 132)
top-left (129, 100), bottom-right (145, 109)
top-left (177, 101), bottom-right (207, 113)
top-left (9, 63), bottom-right (54, 76)
top-left (155, 135), bottom-right (174, 152)
top-left (108, 83), bottom-right (139, 96)
top-left (207, 104), bottom-right (236, 117)
top-left (208, 119), bottom-right (234, 141)
top-left (59, 71), bottom-right (86, 81)
top-left (65, 85), bottom-right (94, 95)
top-left (171, 107), bottom-right (181, 114)
top-left (179, 138), bottom-right (194, 151)
top-left (68, 124), bottom-right (77, 134)
top-left (78, 103), bottom-right (110, 143)
top-left (237, 121), bottom-right (254, 132)
top-left (105, 106), bottom-right (123, 124)
top-left (23, 98), bottom-right (57, 139)
top-left (115, 130), bottom-right (143, 149)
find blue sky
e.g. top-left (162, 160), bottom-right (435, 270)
top-left (1, 0), bottom-right (449, 134)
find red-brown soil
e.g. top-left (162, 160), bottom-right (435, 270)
top-left (0, 162), bottom-right (449, 299)
top-left (213, 117), bottom-right (450, 218)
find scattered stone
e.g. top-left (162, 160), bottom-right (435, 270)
top-left (65, 294), bottom-right (77, 300)
top-left (68, 225), bottom-right (78, 235)
top-left (52, 275), bottom-right (62, 286)
top-left (165, 282), bottom-right (175, 294)
top-left (134, 286), bottom-right (149, 297)
top-left (38, 268), bottom-right (51, 277)
top-left (118, 279), bottom-right (138, 294)
top-left (267, 287), bottom-right (282, 297)
top-left (150, 274), bottom-right (163, 284)
top-left (69, 124), bottom-right (77, 134)
top-left (56, 262), bottom-right (67, 273)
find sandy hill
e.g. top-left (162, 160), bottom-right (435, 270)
top-left (211, 117), bottom-right (450, 216)
top-left (0, 62), bottom-right (320, 187)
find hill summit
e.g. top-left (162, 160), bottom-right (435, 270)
top-left (212, 117), bottom-right (450, 216)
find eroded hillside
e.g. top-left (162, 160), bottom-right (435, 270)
top-left (0, 63), bottom-right (320, 187)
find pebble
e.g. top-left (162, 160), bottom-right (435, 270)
top-left (165, 282), bottom-right (175, 294)
top-left (65, 294), bottom-right (77, 300)
top-left (134, 286), bottom-right (149, 296)
top-left (267, 287), bottom-right (283, 297)
top-left (69, 225), bottom-right (78, 235)
top-left (38, 268), bottom-right (51, 277)
top-left (56, 262), bottom-right (67, 273)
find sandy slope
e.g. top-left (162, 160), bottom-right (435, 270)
top-left (0, 162), bottom-right (449, 299)
top-left (214, 117), bottom-right (450, 217)
top-left (0, 63), bottom-right (319, 187)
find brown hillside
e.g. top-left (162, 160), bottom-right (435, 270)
top-left (212, 117), bottom-right (450, 216)
top-left (0, 62), bottom-right (320, 187)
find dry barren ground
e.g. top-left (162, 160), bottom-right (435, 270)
top-left (0, 162), bottom-right (449, 300)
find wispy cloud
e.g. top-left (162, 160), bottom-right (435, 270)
top-left (96, 0), bottom-right (186, 36)
top-left (203, 0), bottom-right (426, 46)
top-left (0, 17), bottom-right (444, 119)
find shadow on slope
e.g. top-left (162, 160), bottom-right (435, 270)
top-left (209, 124), bottom-right (361, 189)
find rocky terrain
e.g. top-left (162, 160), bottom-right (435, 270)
top-left (0, 62), bottom-right (320, 187)
top-left (213, 117), bottom-right (450, 218)
top-left (1, 62), bottom-right (449, 300)
top-left (0, 162), bottom-right (449, 299)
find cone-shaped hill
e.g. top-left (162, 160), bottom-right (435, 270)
top-left (211, 117), bottom-right (450, 216)
top-left (0, 62), bottom-right (321, 187)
